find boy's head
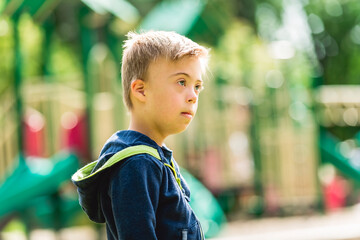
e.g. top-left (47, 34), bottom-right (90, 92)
top-left (121, 30), bottom-right (209, 110)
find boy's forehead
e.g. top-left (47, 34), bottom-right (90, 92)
top-left (149, 56), bottom-right (206, 76)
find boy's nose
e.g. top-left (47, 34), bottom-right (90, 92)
top-left (187, 89), bottom-right (198, 104)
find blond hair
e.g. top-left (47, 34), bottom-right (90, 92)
top-left (121, 30), bottom-right (209, 110)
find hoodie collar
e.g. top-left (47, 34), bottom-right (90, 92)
top-left (113, 130), bottom-right (173, 164)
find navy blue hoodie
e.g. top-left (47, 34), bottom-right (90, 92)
top-left (72, 130), bottom-right (204, 240)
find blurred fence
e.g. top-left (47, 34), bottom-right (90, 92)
top-left (22, 77), bottom-right (87, 157)
top-left (260, 121), bottom-right (318, 211)
top-left (0, 76), bottom-right (88, 185)
top-left (1, 77), bottom-right (125, 162)
top-left (316, 85), bottom-right (360, 128)
top-left (23, 77), bottom-right (86, 157)
top-left (0, 88), bottom-right (18, 181)
top-left (260, 85), bottom-right (319, 213)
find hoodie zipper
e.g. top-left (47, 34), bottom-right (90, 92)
top-left (165, 158), bottom-right (204, 240)
top-left (200, 222), bottom-right (204, 240)
top-left (163, 159), bottom-right (183, 191)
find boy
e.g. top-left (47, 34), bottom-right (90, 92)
top-left (72, 30), bottom-right (209, 240)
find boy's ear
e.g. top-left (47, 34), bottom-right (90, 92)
top-left (130, 79), bottom-right (146, 103)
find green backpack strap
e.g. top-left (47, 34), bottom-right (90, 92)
top-left (72, 145), bottom-right (161, 183)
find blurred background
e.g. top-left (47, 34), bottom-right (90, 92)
top-left (1, 0), bottom-right (360, 239)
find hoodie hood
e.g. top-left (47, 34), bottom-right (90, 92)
top-left (71, 130), bottom-right (162, 223)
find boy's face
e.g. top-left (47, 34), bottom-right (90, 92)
top-left (143, 56), bottom-right (204, 139)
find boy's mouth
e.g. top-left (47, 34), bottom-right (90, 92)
top-left (181, 111), bottom-right (193, 119)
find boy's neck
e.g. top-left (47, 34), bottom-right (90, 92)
top-left (128, 118), bottom-right (166, 147)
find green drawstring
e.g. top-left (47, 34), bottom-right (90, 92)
top-left (164, 159), bottom-right (183, 191)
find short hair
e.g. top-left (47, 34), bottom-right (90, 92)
top-left (121, 30), bottom-right (209, 110)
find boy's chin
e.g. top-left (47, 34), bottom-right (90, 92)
top-left (170, 124), bottom-right (190, 135)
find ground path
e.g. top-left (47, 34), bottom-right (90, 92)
top-left (2, 205), bottom-right (360, 240)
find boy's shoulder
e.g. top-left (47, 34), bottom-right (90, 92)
top-left (111, 151), bottom-right (165, 180)
top-left (118, 145), bottom-right (165, 169)
top-left (98, 144), bottom-right (166, 177)
top-left (74, 130), bottom-right (166, 183)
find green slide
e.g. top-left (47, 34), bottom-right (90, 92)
top-left (0, 152), bottom-right (78, 218)
top-left (181, 168), bottom-right (227, 238)
top-left (320, 129), bottom-right (360, 180)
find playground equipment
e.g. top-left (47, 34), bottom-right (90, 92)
top-left (0, 152), bottom-right (78, 218)
top-left (0, 101), bottom-right (82, 231)
top-left (320, 129), bottom-right (360, 180)
top-left (317, 85), bottom-right (360, 179)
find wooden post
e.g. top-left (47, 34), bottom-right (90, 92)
top-left (13, 13), bottom-right (23, 160)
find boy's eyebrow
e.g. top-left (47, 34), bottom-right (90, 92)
top-left (169, 72), bottom-right (203, 82)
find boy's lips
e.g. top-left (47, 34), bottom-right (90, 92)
top-left (181, 111), bottom-right (194, 119)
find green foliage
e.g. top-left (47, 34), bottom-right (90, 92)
top-left (0, 16), bottom-right (13, 93)
top-left (212, 20), bottom-right (272, 88)
top-left (50, 38), bottom-right (82, 78)
top-left (304, 0), bottom-right (360, 84)
top-left (18, 14), bottom-right (43, 80)
top-left (1, 13), bottom-right (82, 86)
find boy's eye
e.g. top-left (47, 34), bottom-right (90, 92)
top-left (178, 80), bottom-right (186, 86)
top-left (195, 84), bottom-right (204, 92)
